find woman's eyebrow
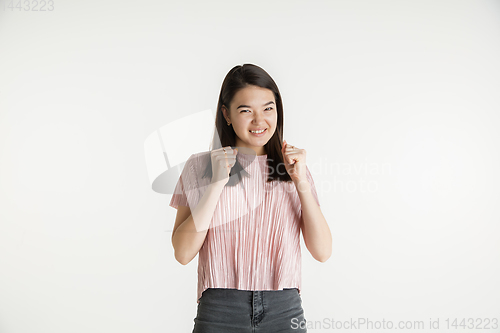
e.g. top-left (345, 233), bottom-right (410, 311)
top-left (237, 101), bottom-right (275, 109)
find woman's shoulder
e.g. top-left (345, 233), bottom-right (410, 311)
top-left (186, 151), bottom-right (211, 175)
top-left (190, 151), bottom-right (211, 165)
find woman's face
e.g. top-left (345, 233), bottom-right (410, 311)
top-left (222, 85), bottom-right (278, 156)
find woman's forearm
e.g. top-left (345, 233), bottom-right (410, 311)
top-left (172, 182), bottom-right (225, 265)
top-left (295, 179), bottom-right (332, 262)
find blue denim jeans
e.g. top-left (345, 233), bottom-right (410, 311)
top-left (192, 287), bottom-right (307, 333)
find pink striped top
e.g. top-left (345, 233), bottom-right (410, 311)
top-left (169, 151), bottom-right (320, 304)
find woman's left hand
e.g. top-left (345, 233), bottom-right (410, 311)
top-left (281, 139), bottom-right (307, 184)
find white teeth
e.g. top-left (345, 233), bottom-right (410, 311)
top-left (250, 129), bottom-right (266, 134)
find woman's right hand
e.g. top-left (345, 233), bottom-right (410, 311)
top-left (210, 146), bottom-right (238, 185)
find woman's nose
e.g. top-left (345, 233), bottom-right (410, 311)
top-left (253, 113), bottom-right (265, 122)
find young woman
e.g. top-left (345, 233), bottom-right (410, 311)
top-left (170, 63), bottom-right (331, 332)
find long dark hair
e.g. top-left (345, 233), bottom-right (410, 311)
top-left (201, 63), bottom-right (292, 186)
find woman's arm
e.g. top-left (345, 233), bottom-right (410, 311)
top-left (171, 182), bottom-right (225, 265)
top-left (296, 179), bottom-right (332, 262)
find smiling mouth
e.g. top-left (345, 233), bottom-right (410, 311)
top-left (249, 128), bottom-right (267, 134)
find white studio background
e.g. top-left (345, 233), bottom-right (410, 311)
top-left (1, 0), bottom-right (499, 332)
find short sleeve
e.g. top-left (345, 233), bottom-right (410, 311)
top-left (306, 165), bottom-right (320, 207)
top-left (169, 154), bottom-right (199, 210)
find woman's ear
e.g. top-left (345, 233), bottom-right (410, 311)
top-left (222, 105), bottom-right (230, 122)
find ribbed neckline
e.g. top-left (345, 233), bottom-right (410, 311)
top-left (237, 152), bottom-right (268, 162)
